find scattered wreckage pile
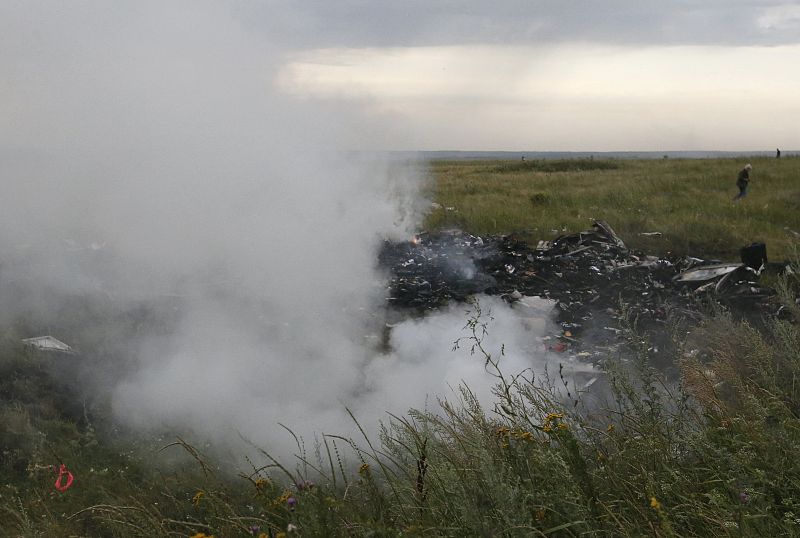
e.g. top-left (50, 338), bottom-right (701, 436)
top-left (379, 221), bottom-right (786, 363)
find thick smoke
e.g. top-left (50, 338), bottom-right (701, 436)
top-left (114, 294), bottom-right (570, 457)
top-left (0, 2), bottom-right (572, 461)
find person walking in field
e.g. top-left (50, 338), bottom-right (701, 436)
top-left (733, 163), bottom-right (753, 200)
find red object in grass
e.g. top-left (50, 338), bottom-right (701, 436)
top-left (551, 342), bottom-right (567, 353)
top-left (55, 464), bottom-right (74, 492)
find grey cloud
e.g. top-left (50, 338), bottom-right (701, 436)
top-left (232, 0), bottom-right (800, 48)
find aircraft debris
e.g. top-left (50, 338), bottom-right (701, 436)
top-left (379, 220), bottom-right (785, 367)
top-left (22, 336), bottom-right (75, 354)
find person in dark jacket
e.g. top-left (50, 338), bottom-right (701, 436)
top-left (733, 163), bottom-right (753, 200)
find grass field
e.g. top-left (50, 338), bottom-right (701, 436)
top-left (1, 157), bottom-right (800, 537)
top-left (424, 156), bottom-right (800, 261)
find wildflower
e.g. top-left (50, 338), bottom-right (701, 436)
top-left (274, 490), bottom-right (293, 507)
top-left (518, 431), bottom-right (534, 441)
top-left (287, 523), bottom-right (298, 532)
top-left (650, 496), bottom-right (661, 510)
top-left (189, 533), bottom-right (214, 538)
top-left (607, 424), bottom-right (615, 433)
top-left (248, 526), bottom-right (260, 535)
top-left (295, 479), bottom-right (315, 491)
top-left (191, 490), bottom-right (204, 506)
top-left (275, 533), bottom-right (287, 538)
top-left (287, 496), bottom-right (297, 510)
top-left (739, 491), bottom-right (750, 504)
top-left (542, 412), bottom-right (567, 433)
top-left (359, 463), bottom-right (370, 475)
top-left (254, 477), bottom-right (270, 490)
top-left (535, 509), bottom-right (546, 521)
top-left (258, 534), bottom-right (268, 538)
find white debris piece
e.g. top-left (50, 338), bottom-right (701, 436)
top-left (674, 263), bottom-right (742, 282)
top-left (22, 336), bottom-right (75, 354)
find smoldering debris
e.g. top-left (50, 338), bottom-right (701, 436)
top-left (380, 220), bottom-right (784, 365)
top-left (378, 230), bottom-right (497, 308)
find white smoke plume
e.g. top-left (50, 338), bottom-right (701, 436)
top-left (0, 2), bottom-right (575, 462)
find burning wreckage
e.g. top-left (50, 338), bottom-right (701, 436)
top-left (379, 221), bottom-right (787, 370)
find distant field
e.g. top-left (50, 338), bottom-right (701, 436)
top-left (424, 156), bottom-right (800, 260)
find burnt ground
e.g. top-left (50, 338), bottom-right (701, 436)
top-left (378, 221), bottom-right (786, 375)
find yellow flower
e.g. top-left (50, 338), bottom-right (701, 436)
top-left (650, 496), bottom-right (661, 510)
top-left (541, 412), bottom-right (569, 433)
top-left (607, 424), bottom-right (615, 433)
top-left (359, 463), bottom-right (370, 475)
top-left (255, 477), bottom-right (270, 490)
top-left (273, 490), bottom-right (293, 507)
top-left (189, 533), bottom-right (214, 538)
top-left (276, 533), bottom-right (287, 538)
top-left (191, 490), bottom-right (204, 506)
top-left (258, 534), bottom-right (268, 538)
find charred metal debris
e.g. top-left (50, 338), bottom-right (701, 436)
top-left (379, 221), bottom-right (786, 336)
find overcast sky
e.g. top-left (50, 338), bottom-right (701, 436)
top-left (2, 1), bottom-right (799, 151)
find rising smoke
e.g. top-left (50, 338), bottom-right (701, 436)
top-left (1, 2), bottom-right (567, 462)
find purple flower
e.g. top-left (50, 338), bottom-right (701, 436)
top-left (739, 492), bottom-right (750, 504)
top-left (296, 480), bottom-right (315, 491)
top-left (287, 496), bottom-right (297, 509)
top-left (249, 526), bottom-right (261, 535)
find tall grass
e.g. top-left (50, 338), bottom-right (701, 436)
top-left (3, 262), bottom-right (799, 536)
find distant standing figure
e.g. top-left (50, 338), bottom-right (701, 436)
top-left (733, 163), bottom-right (753, 200)
top-left (777, 148), bottom-right (781, 158)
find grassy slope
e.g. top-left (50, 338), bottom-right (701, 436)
top-left (425, 156), bottom-right (800, 260)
